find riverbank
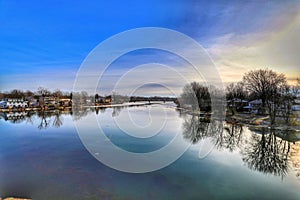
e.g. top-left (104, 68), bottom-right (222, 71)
top-left (226, 113), bottom-right (300, 132)
top-left (0, 101), bottom-right (176, 113)
top-left (0, 197), bottom-right (31, 200)
top-left (177, 106), bottom-right (300, 132)
top-left (0, 106), bottom-right (72, 112)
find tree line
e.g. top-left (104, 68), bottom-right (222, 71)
top-left (0, 87), bottom-right (72, 99)
top-left (180, 68), bottom-right (300, 125)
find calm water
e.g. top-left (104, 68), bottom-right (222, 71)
top-left (0, 104), bottom-right (299, 199)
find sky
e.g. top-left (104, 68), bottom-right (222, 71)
top-left (0, 0), bottom-right (299, 95)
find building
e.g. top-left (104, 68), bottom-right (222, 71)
top-left (227, 98), bottom-right (248, 111)
top-left (292, 105), bottom-right (300, 111)
top-left (39, 96), bottom-right (58, 109)
top-left (105, 95), bottom-right (112, 104)
top-left (95, 95), bottom-right (112, 104)
top-left (243, 99), bottom-right (262, 114)
top-left (0, 101), bottom-right (7, 109)
top-left (59, 98), bottom-right (72, 107)
top-left (95, 96), bottom-right (105, 104)
top-left (0, 98), bottom-right (28, 109)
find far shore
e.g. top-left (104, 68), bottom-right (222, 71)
top-left (0, 101), bottom-right (173, 113)
top-left (1, 102), bottom-right (299, 132)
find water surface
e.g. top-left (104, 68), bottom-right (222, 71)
top-left (0, 104), bottom-right (299, 199)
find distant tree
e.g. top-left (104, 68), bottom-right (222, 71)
top-left (112, 92), bottom-right (130, 104)
top-left (25, 90), bottom-right (34, 97)
top-left (61, 91), bottom-right (70, 98)
top-left (9, 89), bottom-right (24, 98)
top-left (180, 82), bottom-right (211, 111)
top-left (76, 91), bottom-right (93, 105)
top-left (53, 89), bottom-right (63, 98)
top-left (291, 78), bottom-right (300, 97)
top-left (226, 82), bottom-right (247, 101)
top-left (226, 82), bottom-right (248, 114)
top-left (37, 87), bottom-right (51, 97)
top-left (279, 85), bottom-right (294, 124)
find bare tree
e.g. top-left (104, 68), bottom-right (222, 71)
top-left (25, 90), bottom-right (34, 97)
top-left (291, 78), bottom-right (300, 97)
top-left (37, 87), bottom-right (51, 97)
top-left (243, 69), bottom-right (286, 108)
top-left (9, 89), bottom-right (24, 98)
top-left (226, 82), bottom-right (247, 113)
top-left (180, 82), bottom-right (211, 111)
top-left (243, 69), bottom-right (288, 124)
top-left (52, 89), bottom-right (63, 98)
top-left (226, 82), bottom-right (247, 100)
top-left (279, 85), bottom-right (294, 124)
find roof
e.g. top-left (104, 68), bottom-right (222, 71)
top-left (292, 105), bottom-right (300, 111)
top-left (249, 99), bottom-right (262, 104)
top-left (227, 98), bottom-right (248, 103)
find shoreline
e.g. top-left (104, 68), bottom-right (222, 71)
top-left (1, 104), bottom-right (299, 131)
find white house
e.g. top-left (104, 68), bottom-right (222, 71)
top-left (4, 99), bottom-right (28, 109)
top-left (243, 99), bottom-right (262, 114)
top-left (292, 105), bottom-right (300, 111)
top-left (227, 98), bottom-right (248, 110)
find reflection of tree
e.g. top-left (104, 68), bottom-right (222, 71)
top-left (53, 111), bottom-right (63, 128)
top-left (242, 131), bottom-right (290, 178)
top-left (72, 107), bottom-right (90, 121)
top-left (215, 123), bottom-right (244, 152)
top-left (100, 107), bottom-right (106, 114)
top-left (26, 111), bottom-right (36, 124)
top-left (95, 107), bottom-right (108, 115)
top-left (182, 115), bottom-right (222, 144)
top-left (181, 113), bottom-right (298, 179)
top-left (10, 117), bottom-right (25, 124)
top-left (290, 142), bottom-right (300, 179)
top-left (112, 106), bottom-right (122, 117)
top-left (182, 115), bottom-right (210, 144)
top-left (180, 82), bottom-right (211, 111)
top-left (37, 111), bottom-right (51, 129)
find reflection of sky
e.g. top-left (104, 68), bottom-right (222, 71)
top-left (0, 0), bottom-right (299, 93)
top-left (95, 105), bottom-right (184, 153)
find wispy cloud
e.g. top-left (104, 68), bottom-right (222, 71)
top-left (0, 69), bottom-right (77, 92)
top-left (1, 0), bottom-right (299, 95)
top-left (206, 2), bottom-right (300, 83)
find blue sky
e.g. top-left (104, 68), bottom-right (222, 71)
top-left (0, 0), bottom-right (299, 95)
